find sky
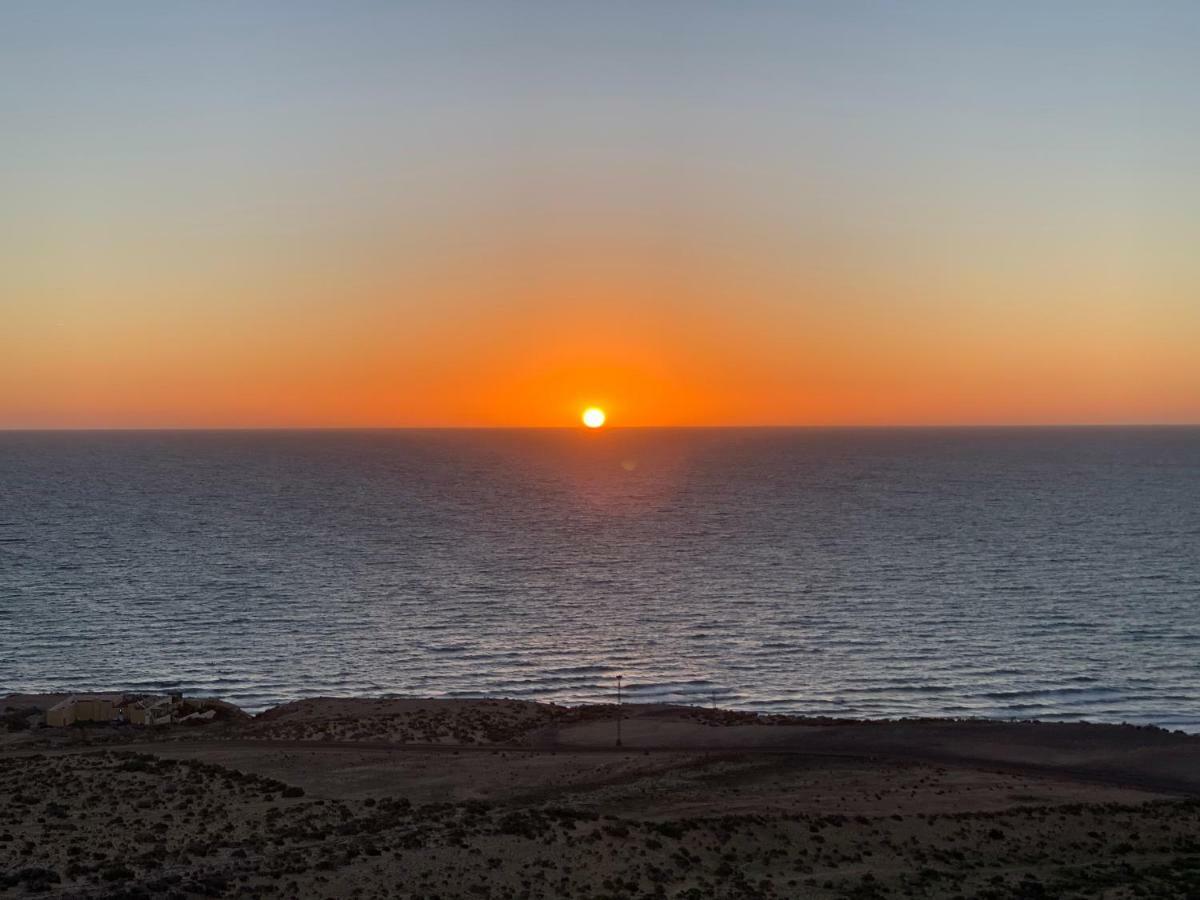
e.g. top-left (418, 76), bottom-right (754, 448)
top-left (2, 1), bottom-right (1198, 428)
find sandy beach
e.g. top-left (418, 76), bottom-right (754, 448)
top-left (3, 695), bottom-right (1200, 898)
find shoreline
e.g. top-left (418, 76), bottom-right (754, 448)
top-left (5, 688), bottom-right (1199, 735)
top-left (4, 693), bottom-right (1200, 897)
top-left (6, 693), bottom-right (1200, 793)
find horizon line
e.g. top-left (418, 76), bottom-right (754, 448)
top-left (2, 422), bottom-right (1198, 433)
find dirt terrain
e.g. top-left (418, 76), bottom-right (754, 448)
top-left (3, 695), bottom-right (1200, 898)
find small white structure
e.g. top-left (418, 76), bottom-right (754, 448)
top-left (45, 693), bottom-right (182, 728)
top-left (45, 695), bottom-right (123, 727)
top-left (126, 696), bottom-right (174, 726)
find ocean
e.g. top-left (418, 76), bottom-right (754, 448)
top-left (2, 427), bottom-right (1198, 730)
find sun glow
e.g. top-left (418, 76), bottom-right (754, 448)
top-left (582, 407), bottom-right (606, 429)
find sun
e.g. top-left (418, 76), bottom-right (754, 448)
top-left (582, 407), bottom-right (606, 429)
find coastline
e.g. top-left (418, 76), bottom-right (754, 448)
top-left (4, 693), bottom-right (1200, 897)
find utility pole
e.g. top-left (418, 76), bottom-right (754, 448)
top-left (616, 674), bottom-right (623, 747)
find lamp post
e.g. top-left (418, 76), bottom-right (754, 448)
top-left (616, 674), bottom-right (623, 747)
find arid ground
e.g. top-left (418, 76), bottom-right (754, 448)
top-left (3, 696), bottom-right (1199, 898)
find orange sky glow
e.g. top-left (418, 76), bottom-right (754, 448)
top-left (2, 4), bottom-right (1198, 428)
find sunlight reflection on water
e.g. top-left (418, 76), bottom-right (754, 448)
top-left (2, 427), bottom-right (1198, 731)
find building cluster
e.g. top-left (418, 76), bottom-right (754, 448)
top-left (45, 693), bottom-right (216, 728)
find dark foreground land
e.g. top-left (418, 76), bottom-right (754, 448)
top-left (3, 696), bottom-right (1200, 899)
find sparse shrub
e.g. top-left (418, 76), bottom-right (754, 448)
top-left (2, 707), bottom-right (39, 732)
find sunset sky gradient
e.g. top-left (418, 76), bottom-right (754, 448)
top-left (3, 2), bottom-right (1198, 427)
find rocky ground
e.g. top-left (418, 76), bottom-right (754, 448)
top-left (3, 696), bottom-right (1200, 898)
top-left (240, 698), bottom-right (569, 745)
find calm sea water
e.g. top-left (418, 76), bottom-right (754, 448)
top-left (2, 428), bottom-right (1198, 730)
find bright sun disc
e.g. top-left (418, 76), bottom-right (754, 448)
top-left (582, 407), bottom-right (606, 428)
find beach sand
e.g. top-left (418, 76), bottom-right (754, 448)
top-left (3, 696), bottom-right (1199, 897)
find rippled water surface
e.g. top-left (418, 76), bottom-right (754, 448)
top-left (2, 428), bottom-right (1198, 729)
